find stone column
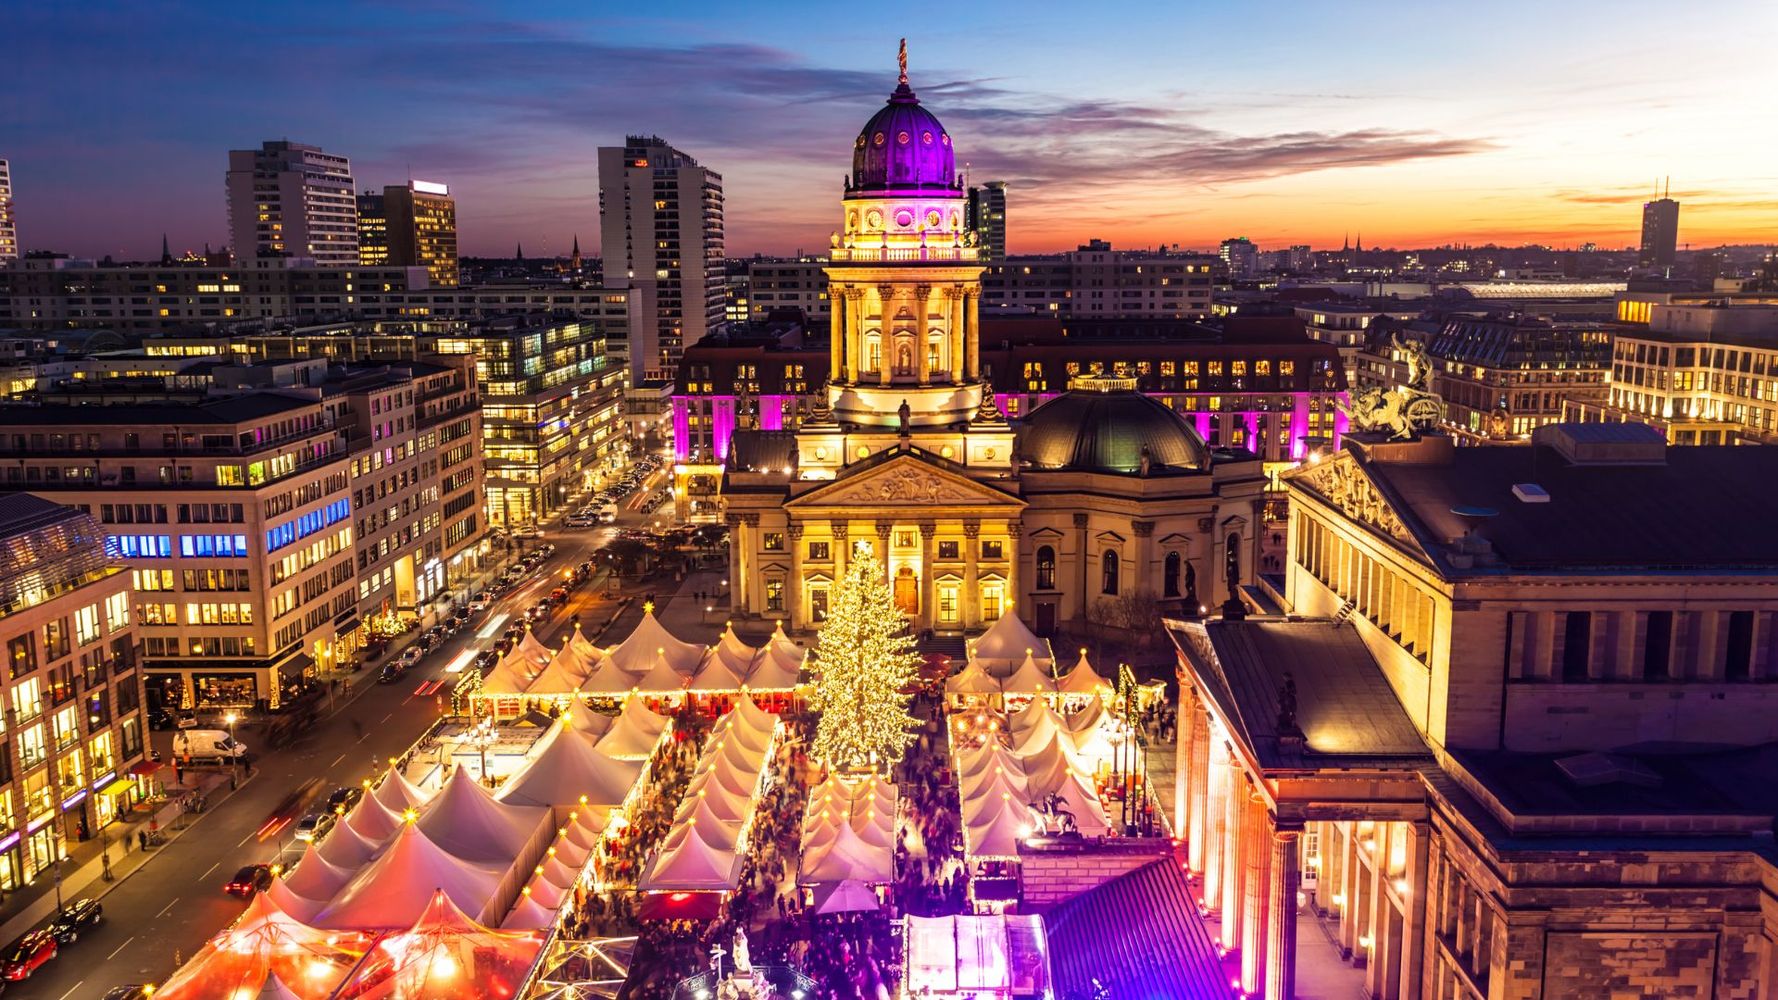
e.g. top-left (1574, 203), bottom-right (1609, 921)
top-left (875, 521), bottom-right (894, 586)
top-left (1073, 513), bottom-right (1091, 623)
top-left (963, 520), bottom-right (981, 627)
top-left (787, 522), bottom-right (805, 631)
top-left (964, 287), bottom-right (981, 381)
top-left (918, 520), bottom-right (937, 630)
top-left (1186, 696), bottom-right (1211, 875)
top-left (1173, 683), bottom-right (1191, 838)
top-left (914, 283), bottom-right (933, 385)
top-left (1220, 764), bottom-right (1245, 949)
top-left (877, 284), bottom-right (895, 387)
top-left (832, 522), bottom-right (850, 583)
top-left (1266, 824), bottom-right (1302, 1000)
top-left (846, 289), bottom-right (866, 383)
top-left (829, 287), bottom-right (845, 382)
top-left (1202, 740), bottom-right (1228, 912)
top-left (736, 514), bottom-right (760, 611)
top-left (1006, 519), bottom-right (1021, 600)
top-left (1399, 821), bottom-right (1431, 1000)
top-left (948, 286), bottom-right (965, 383)
top-left (1241, 791), bottom-right (1271, 996)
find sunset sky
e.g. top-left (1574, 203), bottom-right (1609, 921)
top-left (6, 0), bottom-right (1775, 260)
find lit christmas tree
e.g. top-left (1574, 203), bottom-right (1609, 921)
top-left (811, 551), bottom-right (922, 772)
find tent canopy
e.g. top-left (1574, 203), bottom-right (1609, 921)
top-left (1001, 651), bottom-right (1057, 695)
top-left (316, 823), bottom-right (505, 930)
top-left (605, 607), bottom-right (706, 675)
top-left (417, 766), bottom-right (551, 863)
top-left (642, 826), bottom-right (739, 892)
top-left (495, 721), bottom-right (645, 810)
top-left (968, 614), bottom-right (1053, 678)
top-left (945, 660), bottom-right (1001, 696)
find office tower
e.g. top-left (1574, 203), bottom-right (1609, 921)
top-left (1639, 189), bottom-right (1679, 269)
top-left (0, 159), bottom-right (17, 263)
top-left (225, 140), bottom-right (358, 266)
top-left (356, 191), bottom-right (389, 267)
top-left (967, 180), bottom-right (1007, 259)
top-left (1220, 236), bottom-right (1259, 278)
top-left (364, 181), bottom-right (458, 287)
top-left (598, 136), bottom-right (725, 381)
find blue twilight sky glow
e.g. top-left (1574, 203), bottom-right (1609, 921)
top-left (5, 0), bottom-right (1775, 260)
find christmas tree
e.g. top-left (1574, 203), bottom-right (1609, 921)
top-left (811, 551), bottom-right (922, 772)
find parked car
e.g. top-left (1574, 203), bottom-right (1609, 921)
top-left (173, 729), bottom-right (247, 764)
top-left (399, 647), bottom-right (423, 668)
top-left (294, 812), bottom-right (336, 843)
top-left (378, 661), bottom-right (407, 684)
top-left (326, 786), bottom-right (364, 812)
top-left (1, 930), bottom-right (56, 980)
top-left (513, 525), bottom-right (543, 539)
top-left (468, 592), bottom-right (493, 612)
top-left (472, 650), bottom-right (499, 671)
top-left (549, 586), bottom-right (568, 604)
top-left (174, 711), bottom-right (200, 729)
top-left (45, 899), bottom-right (102, 944)
top-left (147, 707), bottom-right (176, 730)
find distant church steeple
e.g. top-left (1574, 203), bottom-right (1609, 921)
top-left (570, 234), bottom-right (582, 272)
top-left (160, 234), bottom-right (174, 266)
top-left (515, 242), bottom-right (525, 261)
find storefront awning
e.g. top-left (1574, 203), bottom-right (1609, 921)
top-left (277, 652), bottom-right (316, 677)
top-left (100, 778), bottom-right (136, 798)
top-left (130, 760), bottom-right (165, 776)
top-left (334, 615), bottom-right (361, 635)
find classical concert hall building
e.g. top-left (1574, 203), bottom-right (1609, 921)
top-left (722, 59), bottom-right (1267, 635)
top-left (1171, 422), bottom-right (1778, 999)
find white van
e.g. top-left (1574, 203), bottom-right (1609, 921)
top-left (174, 729), bottom-right (248, 763)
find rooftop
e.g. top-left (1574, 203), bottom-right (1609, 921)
top-left (0, 392), bottom-right (320, 427)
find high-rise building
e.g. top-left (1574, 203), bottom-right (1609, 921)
top-left (967, 180), bottom-right (1007, 259)
top-left (0, 159), bottom-right (17, 264)
top-left (598, 136), bottom-right (725, 381)
top-left (1220, 236), bottom-right (1259, 278)
top-left (355, 191), bottom-right (389, 268)
top-left (1639, 194), bottom-right (1680, 269)
top-left (382, 181), bottom-right (458, 287)
top-left (225, 141), bottom-right (358, 266)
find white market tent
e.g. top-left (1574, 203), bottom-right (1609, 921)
top-left (945, 660), bottom-right (1002, 698)
top-left (373, 766), bottom-right (434, 815)
top-left (1000, 651), bottom-right (1057, 697)
top-left (597, 696), bottom-right (671, 759)
top-left (964, 795), bottom-right (1034, 859)
top-left (605, 608), bottom-right (706, 676)
top-left (966, 613), bottom-right (1054, 679)
top-left (568, 695), bottom-right (616, 738)
top-left (494, 720), bottom-right (647, 810)
top-left (281, 841), bottom-right (356, 902)
top-left (315, 822), bottom-right (507, 930)
top-left (641, 825), bottom-right (741, 891)
top-left (1055, 648), bottom-right (1113, 700)
top-left (417, 766), bottom-right (553, 864)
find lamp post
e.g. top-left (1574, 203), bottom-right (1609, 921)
top-left (224, 711), bottom-right (240, 785)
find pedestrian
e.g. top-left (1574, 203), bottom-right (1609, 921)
top-left (137, 829), bottom-right (148, 851)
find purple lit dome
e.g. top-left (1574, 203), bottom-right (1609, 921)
top-left (850, 80), bottom-right (957, 194)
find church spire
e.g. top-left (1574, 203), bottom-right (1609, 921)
top-left (515, 242), bottom-right (524, 260)
top-left (160, 233), bottom-right (173, 266)
top-left (898, 37), bottom-right (908, 86)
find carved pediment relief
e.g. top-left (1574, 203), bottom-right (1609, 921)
top-left (788, 456), bottom-right (1022, 510)
top-left (1293, 455), bottom-right (1415, 547)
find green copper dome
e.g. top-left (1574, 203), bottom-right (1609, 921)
top-left (1020, 376), bottom-right (1209, 475)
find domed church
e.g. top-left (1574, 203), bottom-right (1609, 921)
top-left (723, 44), bottom-right (1265, 636)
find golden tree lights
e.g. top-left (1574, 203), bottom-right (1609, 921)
top-left (811, 552), bottom-right (921, 772)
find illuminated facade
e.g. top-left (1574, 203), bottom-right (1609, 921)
top-left (598, 136), bottom-right (724, 381)
top-left (0, 158), bottom-right (17, 263)
top-left (426, 317), bottom-right (622, 528)
top-left (355, 191), bottom-right (390, 267)
top-left (225, 140), bottom-right (359, 266)
top-left (1566, 293), bottom-right (1778, 444)
top-left (1172, 424), bottom-right (1778, 1000)
top-left (0, 495), bottom-right (146, 892)
top-left (0, 395), bottom-right (353, 713)
top-left (722, 51), bottom-right (1266, 636)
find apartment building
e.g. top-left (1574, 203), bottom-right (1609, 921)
top-left (0, 395), bottom-right (355, 713)
top-left (225, 141), bottom-right (359, 266)
top-left (0, 494), bottom-right (145, 890)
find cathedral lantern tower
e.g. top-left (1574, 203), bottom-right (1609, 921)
top-left (824, 40), bottom-right (987, 430)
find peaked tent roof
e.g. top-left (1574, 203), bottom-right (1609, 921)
top-left (373, 767), bottom-right (433, 814)
top-left (634, 649), bottom-right (693, 693)
top-left (968, 613), bottom-right (1052, 677)
top-left (945, 660), bottom-right (1001, 696)
top-left (801, 819), bottom-right (892, 884)
top-left (568, 695), bottom-right (616, 737)
top-left (337, 889), bottom-right (546, 1000)
top-left (597, 695), bottom-right (670, 758)
top-left (501, 889), bottom-right (559, 931)
top-left (341, 787), bottom-right (405, 845)
top-left (263, 874), bottom-right (327, 925)
top-left (315, 823), bottom-right (505, 930)
top-left (642, 825), bottom-right (739, 891)
top-left (964, 796), bottom-right (1033, 859)
top-left (689, 650), bottom-right (750, 691)
top-left (151, 887), bottom-right (364, 1000)
top-left (605, 608), bottom-right (706, 675)
top-left (1056, 649), bottom-right (1112, 697)
top-left (281, 841), bottom-right (357, 901)
top-left (418, 765), bottom-right (550, 863)
top-left (495, 721), bottom-right (645, 810)
top-left (1001, 651), bottom-right (1057, 695)
top-left (526, 642), bottom-right (597, 695)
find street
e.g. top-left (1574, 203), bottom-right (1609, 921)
top-left (23, 509), bottom-right (658, 1000)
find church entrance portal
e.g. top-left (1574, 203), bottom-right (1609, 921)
top-left (894, 565), bottom-right (919, 616)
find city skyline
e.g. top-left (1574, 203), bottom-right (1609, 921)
top-left (6, 0), bottom-right (1775, 261)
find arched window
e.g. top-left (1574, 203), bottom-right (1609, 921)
top-left (864, 332), bottom-right (882, 373)
top-left (1102, 550), bottom-right (1120, 595)
top-left (926, 339), bottom-right (942, 375)
top-left (1163, 551), bottom-right (1181, 598)
top-left (1035, 546), bottom-right (1056, 590)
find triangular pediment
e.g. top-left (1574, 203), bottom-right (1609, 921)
top-left (1285, 450), bottom-right (1429, 559)
top-left (787, 452), bottom-right (1025, 511)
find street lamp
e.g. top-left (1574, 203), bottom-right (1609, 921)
top-left (224, 711), bottom-right (239, 784)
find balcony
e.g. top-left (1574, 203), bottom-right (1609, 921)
top-left (829, 245), bottom-right (984, 264)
